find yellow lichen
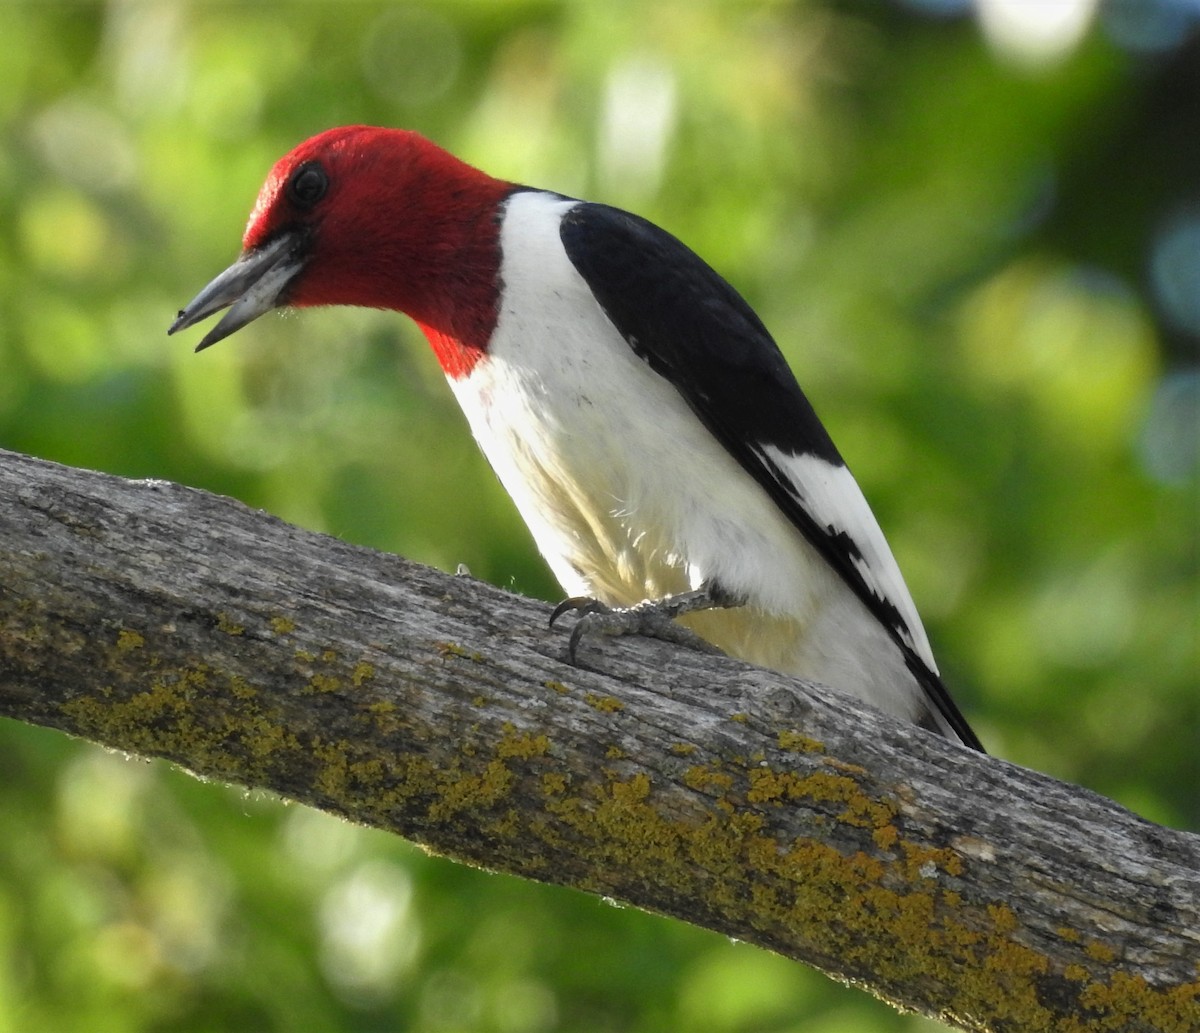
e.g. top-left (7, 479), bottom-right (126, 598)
top-left (900, 841), bottom-right (964, 880)
top-left (351, 661), bottom-right (375, 686)
top-left (987, 903), bottom-right (1020, 935)
top-left (229, 675), bottom-right (256, 700)
top-left (742, 767), bottom-right (895, 834)
top-left (584, 693), bottom-right (624, 713)
top-left (777, 729), bottom-right (824, 753)
top-left (429, 759), bottom-right (513, 821)
top-left (670, 742), bottom-right (697, 756)
top-left (116, 628), bottom-right (144, 652)
top-left (541, 772), bottom-right (568, 796)
top-left (1078, 972), bottom-right (1200, 1031)
top-left (435, 641), bottom-right (484, 662)
top-left (216, 612), bottom-right (244, 636)
top-left (269, 615), bottom-right (296, 635)
top-left (312, 740), bottom-right (386, 803)
top-left (307, 673), bottom-right (341, 694)
top-left (872, 823), bottom-right (900, 850)
top-left (745, 767), bottom-right (804, 805)
top-left (60, 658), bottom-right (300, 785)
top-left (683, 765), bottom-right (734, 793)
top-left (497, 725), bottom-right (550, 761)
top-left (492, 808), bottom-right (521, 841)
top-left (822, 756), bottom-right (868, 776)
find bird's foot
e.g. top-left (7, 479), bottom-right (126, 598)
top-left (549, 583), bottom-right (743, 663)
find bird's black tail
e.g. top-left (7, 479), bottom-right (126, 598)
top-left (906, 650), bottom-right (986, 752)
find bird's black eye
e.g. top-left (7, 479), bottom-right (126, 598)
top-left (287, 162), bottom-right (328, 209)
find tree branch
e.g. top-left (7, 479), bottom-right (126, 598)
top-left (1, 448), bottom-right (1196, 1031)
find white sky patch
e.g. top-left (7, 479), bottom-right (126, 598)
top-left (319, 860), bottom-right (419, 1001)
top-left (598, 53), bottom-right (677, 199)
top-left (975, 0), bottom-right (1098, 66)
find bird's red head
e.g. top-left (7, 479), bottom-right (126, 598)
top-left (170, 126), bottom-right (516, 376)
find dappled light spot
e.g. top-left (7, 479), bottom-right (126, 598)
top-left (1151, 208), bottom-right (1200, 340)
top-left (31, 100), bottom-right (137, 194)
top-left (19, 187), bottom-right (126, 285)
top-left (420, 969), bottom-right (484, 1029)
top-left (896, 0), bottom-right (973, 16)
top-left (975, 0), bottom-right (1098, 66)
top-left (280, 806), bottom-right (364, 879)
top-left (1102, 0), bottom-right (1200, 53)
top-left (187, 64), bottom-right (264, 141)
top-left (319, 860), bottom-right (419, 1003)
top-left (20, 293), bottom-right (104, 383)
top-left (597, 52), bottom-right (677, 201)
top-left (360, 7), bottom-right (462, 107)
top-left (1138, 370), bottom-right (1200, 485)
top-left (958, 260), bottom-right (1157, 449)
top-left (1030, 550), bottom-right (1137, 669)
top-left (107, 1), bottom-right (188, 117)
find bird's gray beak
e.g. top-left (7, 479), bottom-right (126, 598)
top-left (168, 232), bottom-right (306, 352)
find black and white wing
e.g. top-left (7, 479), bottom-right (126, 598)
top-left (559, 202), bottom-right (983, 752)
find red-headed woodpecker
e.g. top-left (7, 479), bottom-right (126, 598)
top-left (170, 125), bottom-right (984, 752)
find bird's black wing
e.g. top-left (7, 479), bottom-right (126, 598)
top-left (559, 202), bottom-right (983, 752)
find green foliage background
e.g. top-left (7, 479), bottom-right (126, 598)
top-left (0, 2), bottom-right (1195, 1031)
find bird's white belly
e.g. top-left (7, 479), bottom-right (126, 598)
top-left (449, 342), bottom-right (916, 719)
top-left (450, 332), bottom-right (817, 609)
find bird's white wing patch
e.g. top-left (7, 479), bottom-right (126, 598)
top-left (757, 444), bottom-right (936, 671)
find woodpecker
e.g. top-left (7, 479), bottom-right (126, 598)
top-left (170, 125), bottom-right (984, 751)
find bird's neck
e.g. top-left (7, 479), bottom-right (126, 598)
top-left (418, 320), bottom-right (488, 379)
top-left (391, 167), bottom-right (518, 381)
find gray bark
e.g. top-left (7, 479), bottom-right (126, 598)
top-left (1, 447), bottom-right (1196, 1032)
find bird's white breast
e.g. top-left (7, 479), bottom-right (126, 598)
top-left (446, 190), bottom-right (926, 722)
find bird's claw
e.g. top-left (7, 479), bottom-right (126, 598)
top-left (549, 596), bottom-right (611, 628)
top-left (551, 595), bottom-right (723, 664)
